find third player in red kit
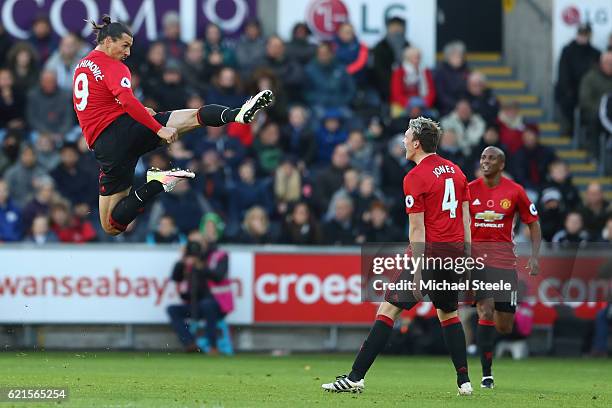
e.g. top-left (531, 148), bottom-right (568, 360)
top-left (468, 146), bottom-right (542, 390)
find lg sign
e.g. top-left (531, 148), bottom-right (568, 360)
top-left (306, 0), bottom-right (349, 40)
top-left (561, 4), bottom-right (609, 26)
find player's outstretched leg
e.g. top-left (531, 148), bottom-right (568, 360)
top-left (163, 90), bottom-right (274, 137)
top-left (322, 302), bottom-right (403, 393)
top-left (99, 169), bottom-right (195, 235)
top-left (476, 299), bottom-right (496, 389)
top-left (438, 310), bottom-right (472, 396)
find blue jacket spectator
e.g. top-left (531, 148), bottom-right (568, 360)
top-left (315, 109), bottom-right (348, 164)
top-left (50, 143), bottom-right (98, 207)
top-left (281, 105), bottom-right (317, 166)
top-left (227, 160), bottom-right (273, 232)
top-left (148, 181), bottom-right (212, 235)
top-left (27, 15), bottom-right (57, 64)
top-left (334, 23), bottom-right (369, 85)
top-left (434, 41), bottom-right (470, 116)
top-left (305, 43), bottom-right (355, 111)
top-left (0, 179), bottom-right (21, 241)
top-left (3, 145), bottom-right (46, 208)
top-left (200, 126), bottom-right (246, 177)
top-left (25, 215), bottom-right (58, 244)
top-left (263, 35), bottom-right (305, 102)
top-left (205, 67), bottom-right (246, 108)
top-left (146, 215), bottom-right (187, 245)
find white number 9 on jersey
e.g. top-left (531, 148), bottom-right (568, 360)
top-left (74, 72), bottom-right (89, 111)
top-left (442, 178), bottom-right (458, 218)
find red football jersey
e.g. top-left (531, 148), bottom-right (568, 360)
top-left (469, 176), bottom-right (539, 268)
top-left (72, 50), bottom-right (135, 147)
top-left (403, 154), bottom-right (470, 243)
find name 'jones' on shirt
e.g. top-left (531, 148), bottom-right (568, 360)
top-left (432, 164), bottom-right (456, 178)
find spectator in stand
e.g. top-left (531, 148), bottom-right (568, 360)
top-left (390, 46), bottom-right (436, 118)
top-left (315, 109), bottom-right (348, 164)
top-left (0, 179), bottom-right (21, 242)
top-left (154, 61), bottom-right (190, 112)
top-left (353, 174), bottom-right (385, 225)
top-left (578, 51), bottom-right (612, 157)
top-left (50, 143), bottom-right (98, 207)
top-left (539, 188), bottom-right (565, 242)
top-left (434, 41), bottom-right (470, 116)
top-left (313, 144), bottom-right (351, 216)
top-left (542, 160), bottom-right (582, 212)
top-left (262, 35), bottom-right (305, 103)
top-left (467, 125), bottom-right (508, 178)
top-left (195, 150), bottom-right (227, 214)
top-left (43, 32), bottom-right (89, 90)
top-left (146, 214), bottom-right (186, 245)
top-left (346, 129), bottom-right (377, 178)
top-left (438, 128), bottom-right (466, 173)
top-left (201, 125), bottom-right (245, 177)
top-left (3, 144), bottom-right (46, 207)
top-left (34, 133), bottom-right (60, 172)
top-left (235, 20), bottom-right (267, 80)
top-left (7, 42), bottom-right (39, 94)
top-left (581, 182), bottom-right (611, 239)
top-left (334, 22), bottom-right (369, 87)
top-left (440, 98), bottom-right (485, 157)
top-left (26, 70), bottom-right (74, 136)
top-left (250, 68), bottom-right (288, 123)
top-left (464, 71), bottom-right (499, 125)
top-left (273, 157), bottom-right (302, 218)
top-left (25, 214), bottom-right (58, 244)
top-left (49, 202), bottom-right (96, 243)
top-left (286, 22), bottom-right (317, 65)
top-left (167, 140), bottom-right (194, 171)
top-left (326, 168), bottom-right (360, 221)
top-left (555, 23), bottom-right (601, 136)
top-left (205, 66), bottom-right (245, 108)
top-left (204, 23), bottom-right (236, 67)
top-left (281, 105), bottom-right (317, 168)
top-left (236, 206), bottom-right (278, 244)
top-left (159, 11), bottom-right (185, 59)
top-left (21, 176), bottom-right (60, 232)
top-left (380, 134), bottom-right (412, 229)
top-left (552, 211), bottom-right (590, 246)
top-left (360, 201), bottom-right (404, 243)
top-left (0, 131), bottom-right (21, 175)
top-left (512, 125), bottom-right (557, 192)
top-left (139, 41), bottom-right (166, 97)
top-left (305, 43), bottom-right (355, 114)
top-left (252, 121), bottom-right (284, 176)
top-left (0, 68), bottom-right (26, 130)
top-left (199, 212), bottom-right (225, 244)
top-left (372, 16), bottom-right (409, 101)
top-left (227, 160), bottom-right (273, 231)
top-left (149, 181), bottom-right (211, 235)
top-left (496, 100), bottom-right (526, 154)
top-left (27, 15), bottom-right (56, 64)
top-left (323, 193), bottom-right (358, 245)
top-left (280, 201), bottom-right (321, 245)
top-left (181, 40), bottom-right (211, 96)
top-left (0, 23), bottom-right (11, 63)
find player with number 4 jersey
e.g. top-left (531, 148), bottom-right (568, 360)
top-left (72, 16), bottom-right (273, 236)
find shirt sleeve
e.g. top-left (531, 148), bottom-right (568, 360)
top-left (462, 175), bottom-right (471, 202)
top-left (516, 185), bottom-right (539, 224)
top-left (104, 62), bottom-right (162, 133)
top-left (403, 173), bottom-right (425, 214)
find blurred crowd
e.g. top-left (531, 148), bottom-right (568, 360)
top-left (1, 14), bottom-right (612, 246)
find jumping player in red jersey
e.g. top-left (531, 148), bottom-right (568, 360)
top-left (322, 117), bottom-right (474, 396)
top-left (469, 146), bottom-right (541, 389)
top-left (73, 16), bottom-right (273, 236)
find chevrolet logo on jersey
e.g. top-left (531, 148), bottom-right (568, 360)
top-left (474, 211), bottom-right (505, 228)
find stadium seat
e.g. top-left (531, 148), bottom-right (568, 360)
top-left (189, 320), bottom-right (234, 355)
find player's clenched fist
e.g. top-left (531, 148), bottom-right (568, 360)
top-left (157, 126), bottom-right (178, 143)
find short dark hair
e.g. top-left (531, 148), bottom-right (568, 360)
top-left (408, 117), bottom-right (441, 153)
top-left (90, 15), bottom-right (132, 44)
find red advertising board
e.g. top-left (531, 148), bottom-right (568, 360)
top-left (254, 253), bottom-right (607, 325)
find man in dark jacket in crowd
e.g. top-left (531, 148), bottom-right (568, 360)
top-left (372, 17), bottom-right (409, 101)
top-left (555, 23), bottom-right (600, 136)
top-left (50, 143), bottom-right (97, 208)
top-left (167, 240), bottom-right (229, 353)
top-left (512, 126), bottom-right (557, 191)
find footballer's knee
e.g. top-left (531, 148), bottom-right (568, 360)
top-left (496, 321), bottom-right (513, 335)
top-left (377, 302), bottom-right (402, 320)
top-left (101, 218), bottom-right (122, 236)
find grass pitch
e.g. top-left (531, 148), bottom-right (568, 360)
top-left (0, 352), bottom-right (610, 407)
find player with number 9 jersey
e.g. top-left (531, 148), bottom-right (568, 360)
top-left (403, 154), bottom-right (470, 243)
